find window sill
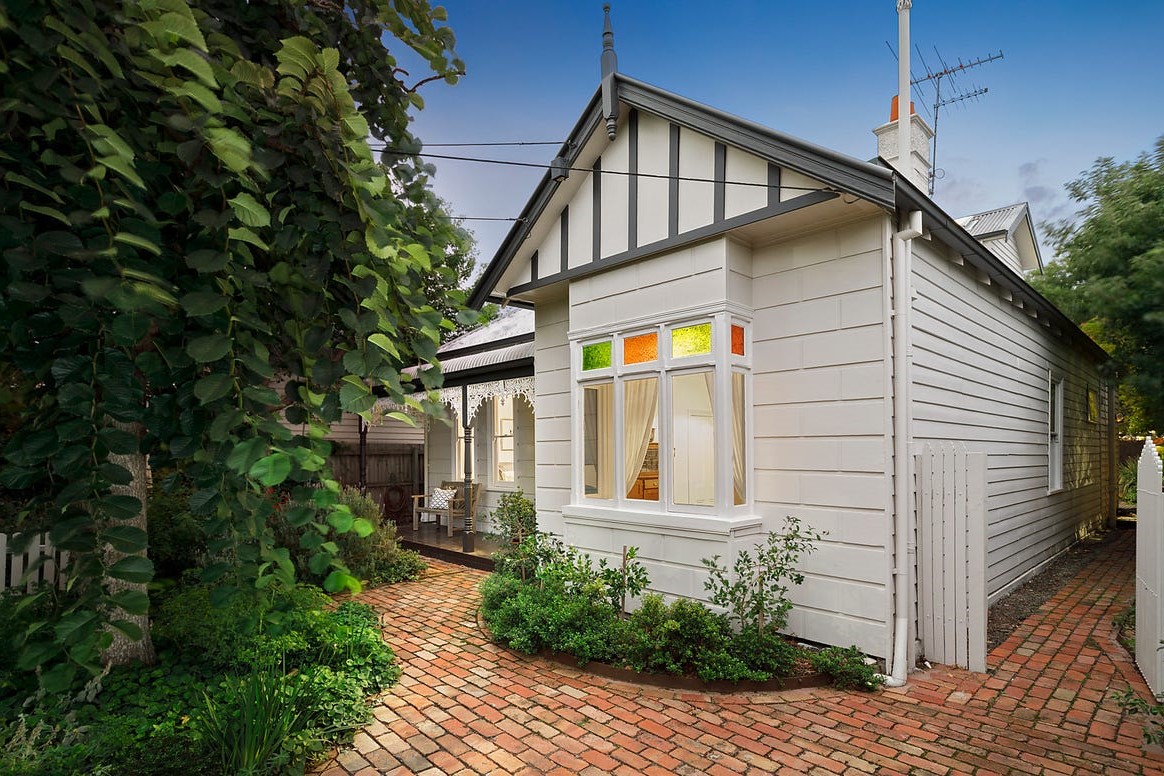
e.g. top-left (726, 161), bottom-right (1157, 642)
top-left (489, 481), bottom-right (519, 492)
top-left (1047, 486), bottom-right (1066, 496)
top-left (562, 503), bottom-right (762, 538)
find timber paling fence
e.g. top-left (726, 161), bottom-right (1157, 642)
top-left (0, 532), bottom-right (68, 593)
top-left (1136, 438), bottom-right (1164, 697)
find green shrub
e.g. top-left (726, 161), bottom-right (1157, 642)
top-left (479, 575), bottom-right (624, 665)
top-left (0, 588), bottom-right (58, 699)
top-left (731, 625), bottom-right (799, 677)
top-left (703, 516), bottom-right (824, 635)
top-left (1118, 458), bottom-right (1138, 505)
top-left (491, 489), bottom-right (538, 543)
top-left (192, 662), bottom-right (323, 776)
top-left (809, 646), bottom-right (884, 691)
top-left (622, 594), bottom-right (731, 675)
top-left (270, 487), bottom-right (426, 587)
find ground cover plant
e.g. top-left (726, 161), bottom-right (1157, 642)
top-left (0, 583), bottom-right (398, 776)
top-left (479, 507), bottom-right (881, 690)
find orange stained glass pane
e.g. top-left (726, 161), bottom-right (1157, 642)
top-left (623, 332), bottom-right (658, 364)
top-left (731, 324), bottom-right (745, 356)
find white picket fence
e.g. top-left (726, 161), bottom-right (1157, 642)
top-left (0, 532), bottom-right (69, 593)
top-left (1136, 438), bottom-right (1164, 697)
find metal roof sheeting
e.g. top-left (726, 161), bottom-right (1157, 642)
top-left (439, 307), bottom-right (534, 354)
top-left (436, 340), bottom-right (534, 376)
top-left (955, 203), bottom-right (1028, 238)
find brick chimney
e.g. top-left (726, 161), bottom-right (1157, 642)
top-left (873, 95), bottom-right (934, 191)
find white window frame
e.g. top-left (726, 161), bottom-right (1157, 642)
top-left (1048, 370), bottom-right (1064, 493)
top-left (490, 395), bottom-right (517, 489)
top-left (571, 310), bottom-right (751, 516)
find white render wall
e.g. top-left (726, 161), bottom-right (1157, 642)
top-left (750, 216), bottom-right (891, 656)
top-left (910, 241), bottom-right (1110, 601)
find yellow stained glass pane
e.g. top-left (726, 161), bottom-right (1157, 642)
top-left (671, 323), bottom-right (712, 358)
top-left (731, 324), bottom-right (745, 356)
top-left (582, 341), bottom-right (612, 371)
top-left (623, 332), bottom-right (658, 365)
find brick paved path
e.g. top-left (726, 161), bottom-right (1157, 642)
top-left (316, 529), bottom-right (1164, 774)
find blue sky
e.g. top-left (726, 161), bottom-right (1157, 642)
top-left (393, 1), bottom-right (1164, 268)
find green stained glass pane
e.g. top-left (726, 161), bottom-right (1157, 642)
top-left (582, 341), bottom-right (612, 370)
top-left (671, 323), bottom-right (712, 358)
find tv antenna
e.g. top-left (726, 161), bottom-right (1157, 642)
top-left (886, 43), bottom-right (1003, 194)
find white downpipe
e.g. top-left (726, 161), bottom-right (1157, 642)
top-left (886, 0), bottom-right (915, 690)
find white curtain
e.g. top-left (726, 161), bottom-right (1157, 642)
top-left (732, 372), bottom-right (746, 505)
top-left (597, 384), bottom-right (614, 498)
top-left (623, 378), bottom-right (658, 495)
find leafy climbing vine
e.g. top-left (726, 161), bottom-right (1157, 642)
top-left (0, 0), bottom-right (470, 689)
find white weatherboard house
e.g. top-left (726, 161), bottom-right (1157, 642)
top-left (428, 12), bottom-right (1116, 676)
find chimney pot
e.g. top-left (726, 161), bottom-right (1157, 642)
top-left (889, 95), bottom-right (915, 122)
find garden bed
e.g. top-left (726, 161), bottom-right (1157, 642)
top-left (476, 608), bottom-right (831, 693)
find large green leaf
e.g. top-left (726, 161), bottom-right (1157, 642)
top-left (109, 589), bottom-right (150, 617)
top-left (249, 453), bottom-right (292, 486)
top-left (107, 556), bottom-right (154, 584)
top-left (194, 372), bottom-right (233, 403)
top-left (53, 611), bottom-right (99, 645)
top-left (180, 291), bottom-right (228, 316)
top-left (103, 525), bottom-right (148, 554)
top-left (187, 334), bottom-right (231, 363)
top-left (228, 192), bottom-right (270, 227)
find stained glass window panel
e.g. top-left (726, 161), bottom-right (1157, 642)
top-left (731, 324), bottom-right (745, 356)
top-left (671, 323), bottom-right (712, 359)
top-left (623, 332), bottom-right (658, 365)
top-left (582, 341), bottom-right (612, 371)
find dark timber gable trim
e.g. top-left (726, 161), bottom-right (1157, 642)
top-left (668, 123), bottom-right (680, 237)
top-left (506, 189), bottom-right (836, 296)
top-left (466, 75), bottom-right (895, 310)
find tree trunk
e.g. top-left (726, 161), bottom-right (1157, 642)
top-left (103, 420), bottom-right (156, 666)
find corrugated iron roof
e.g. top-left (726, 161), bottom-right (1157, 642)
top-left (955, 203), bottom-right (1028, 238)
top-left (437, 340), bottom-right (535, 376)
top-left (439, 307), bottom-right (534, 354)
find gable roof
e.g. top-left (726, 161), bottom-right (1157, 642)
top-left (466, 72), bottom-right (1105, 363)
top-left (955, 202), bottom-right (1044, 274)
top-left (957, 202), bottom-right (1028, 237)
top-left (467, 73), bottom-right (894, 310)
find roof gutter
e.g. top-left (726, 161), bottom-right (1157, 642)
top-left (893, 174), bottom-right (1107, 363)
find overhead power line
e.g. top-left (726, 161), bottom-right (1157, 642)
top-left (372, 148), bottom-right (835, 193)
top-left (415, 141), bottom-right (562, 147)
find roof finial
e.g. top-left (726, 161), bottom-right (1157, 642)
top-left (601, 4), bottom-right (617, 78)
top-left (600, 4), bottom-right (619, 139)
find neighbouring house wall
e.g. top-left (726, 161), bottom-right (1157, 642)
top-left (534, 293), bottom-right (573, 537)
top-left (911, 241), bottom-right (1111, 602)
top-left (327, 412), bottom-right (424, 448)
top-left (750, 215), bottom-right (891, 656)
top-left (979, 237), bottom-right (1021, 275)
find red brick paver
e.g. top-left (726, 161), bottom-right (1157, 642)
top-left (314, 530), bottom-right (1163, 774)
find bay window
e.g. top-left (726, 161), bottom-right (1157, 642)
top-left (576, 313), bottom-right (750, 513)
